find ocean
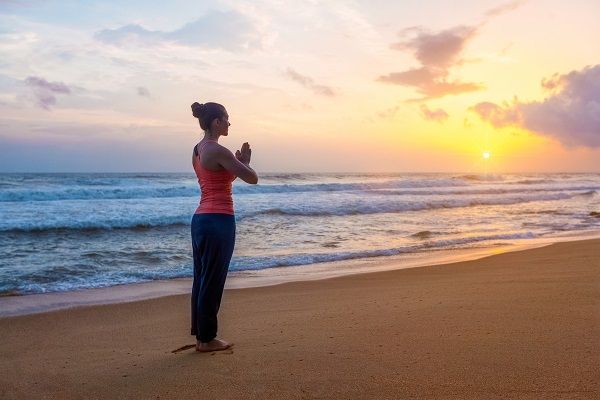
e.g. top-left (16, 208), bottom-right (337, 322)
top-left (1, 172), bottom-right (599, 296)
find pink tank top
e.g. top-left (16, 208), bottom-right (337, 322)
top-left (193, 140), bottom-right (236, 215)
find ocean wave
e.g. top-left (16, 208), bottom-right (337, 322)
top-left (1, 231), bottom-right (537, 295)
top-left (372, 186), bottom-right (599, 197)
top-left (510, 179), bottom-right (557, 185)
top-left (0, 186), bottom-right (198, 202)
top-left (409, 230), bottom-right (438, 239)
top-left (454, 174), bottom-right (505, 182)
top-left (2, 269), bottom-right (192, 296)
top-left (0, 178), bottom-right (476, 202)
top-left (575, 190), bottom-right (598, 197)
top-left (3, 182), bottom-right (597, 203)
top-left (4, 172), bottom-right (599, 202)
top-left (1, 190), bottom-right (584, 232)
top-left (231, 232), bottom-right (537, 271)
top-left (508, 209), bottom-right (571, 216)
top-left (0, 218), bottom-right (190, 233)
top-left (259, 173), bottom-right (311, 181)
top-left (241, 192), bottom-right (578, 218)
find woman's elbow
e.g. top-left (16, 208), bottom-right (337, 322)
top-left (241, 171), bottom-right (258, 184)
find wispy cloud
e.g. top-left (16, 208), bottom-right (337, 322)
top-left (24, 76), bottom-right (71, 110)
top-left (485, 0), bottom-right (527, 18)
top-left (378, 25), bottom-right (484, 99)
top-left (95, 10), bottom-right (263, 51)
top-left (377, 105), bottom-right (400, 119)
top-left (420, 104), bottom-right (449, 123)
top-left (285, 68), bottom-right (336, 97)
top-left (95, 24), bottom-right (162, 45)
top-left (136, 86), bottom-right (150, 98)
top-left (471, 64), bottom-right (600, 147)
top-left (25, 76), bottom-right (69, 93)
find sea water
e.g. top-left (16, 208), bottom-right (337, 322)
top-left (1, 172), bottom-right (599, 295)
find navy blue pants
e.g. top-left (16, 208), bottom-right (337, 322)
top-left (190, 213), bottom-right (236, 342)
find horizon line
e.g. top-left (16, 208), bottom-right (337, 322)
top-left (1, 171), bottom-right (599, 175)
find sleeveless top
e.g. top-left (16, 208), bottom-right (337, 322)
top-left (192, 140), bottom-right (236, 215)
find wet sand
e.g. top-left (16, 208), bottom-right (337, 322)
top-left (1, 239), bottom-right (599, 399)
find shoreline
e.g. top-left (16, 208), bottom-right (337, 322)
top-left (2, 230), bottom-right (599, 318)
top-left (1, 237), bottom-right (598, 399)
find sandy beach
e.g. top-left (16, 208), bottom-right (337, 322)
top-left (1, 239), bottom-right (599, 399)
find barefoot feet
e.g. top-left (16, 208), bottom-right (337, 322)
top-left (196, 338), bottom-right (233, 352)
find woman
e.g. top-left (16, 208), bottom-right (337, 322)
top-left (190, 101), bottom-right (258, 352)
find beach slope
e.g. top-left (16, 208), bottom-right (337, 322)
top-left (1, 239), bottom-right (599, 399)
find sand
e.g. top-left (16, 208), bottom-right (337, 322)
top-left (1, 239), bottom-right (599, 399)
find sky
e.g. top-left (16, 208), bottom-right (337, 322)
top-left (0, 0), bottom-right (599, 173)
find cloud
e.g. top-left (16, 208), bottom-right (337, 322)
top-left (485, 0), bottom-right (527, 18)
top-left (420, 105), bottom-right (449, 123)
top-left (469, 101), bottom-right (521, 127)
top-left (137, 86), bottom-right (150, 98)
top-left (25, 76), bottom-right (70, 93)
top-left (24, 76), bottom-right (71, 110)
top-left (379, 67), bottom-right (483, 99)
top-left (540, 72), bottom-right (563, 91)
top-left (379, 25), bottom-right (483, 99)
top-left (376, 105), bottom-right (400, 119)
top-left (470, 65), bottom-right (600, 147)
top-left (285, 68), bottom-right (336, 97)
top-left (95, 24), bottom-right (162, 45)
top-left (391, 25), bottom-right (477, 69)
top-left (95, 10), bottom-right (263, 51)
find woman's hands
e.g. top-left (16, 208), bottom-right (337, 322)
top-left (215, 141), bottom-right (258, 184)
top-left (235, 142), bottom-right (252, 165)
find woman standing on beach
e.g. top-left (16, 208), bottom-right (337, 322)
top-left (190, 102), bottom-right (258, 352)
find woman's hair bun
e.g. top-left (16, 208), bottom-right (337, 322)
top-left (190, 101), bottom-right (225, 131)
top-left (191, 102), bottom-right (204, 118)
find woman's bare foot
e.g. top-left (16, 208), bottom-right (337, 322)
top-left (196, 338), bottom-right (233, 352)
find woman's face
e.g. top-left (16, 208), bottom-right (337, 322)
top-left (214, 110), bottom-right (230, 136)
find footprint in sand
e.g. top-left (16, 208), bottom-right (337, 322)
top-left (171, 344), bottom-right (196, 354)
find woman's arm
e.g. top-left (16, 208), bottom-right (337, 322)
top-left (215, 144), bottom-right (258, 184)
